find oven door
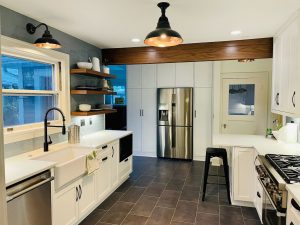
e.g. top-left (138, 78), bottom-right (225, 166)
top-left (260, 181), bottom-right (286, 225)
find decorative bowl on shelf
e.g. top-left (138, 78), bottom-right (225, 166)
top-left (79, 104), bottom-right (91, 112)
top-left (77, 62), bottom-right (93, 69)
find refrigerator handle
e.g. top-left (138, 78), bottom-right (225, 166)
top-left (139, 109), bottom-right (141, 117)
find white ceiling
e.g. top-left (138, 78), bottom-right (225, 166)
top-left (1, 0), bottom-right (300, 49)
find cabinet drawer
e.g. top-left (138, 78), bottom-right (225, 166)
top-left (287, 203), bottom-right (300, 225)
top-left (118, 156), bottom-right (132, 181)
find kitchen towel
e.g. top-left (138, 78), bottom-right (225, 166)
top-left (86, 150), bottom-right (100, 174)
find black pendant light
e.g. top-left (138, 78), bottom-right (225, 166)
top-left (26, 23), bottom-right (62, 49)
top-left (145, 2), bottom-right (183, 47)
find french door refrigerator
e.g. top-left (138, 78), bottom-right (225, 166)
top-left (157, 88), bottom-right (193, 160)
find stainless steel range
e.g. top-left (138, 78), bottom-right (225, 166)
top-left (256, 154), bottom-right (300, 225)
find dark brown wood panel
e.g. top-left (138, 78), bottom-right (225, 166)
top-left (102, 38), bottom-right (273, 65)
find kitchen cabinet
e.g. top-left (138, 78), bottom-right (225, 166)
top-left (194, 62), bottom-right (213, 87)
top-left (142, 64), bottom-right (157, 88)
top-left (175, 62), bottom-right (194, 87)
top-left (272, 12), bottom-right (300, 116)
top-left (127, 88), bottom-right (156, 156)
top-left (53, 173), bottom-right (96, 225)
top-left (193, 88), bottom-right (212, 160)
top-left (96, 149), bottom-right (112, 202)
top-left (232, 147), bottom-right (256, 202)
top-left (111, 141), bottom-right (120, 189)
top-left (253, 170), bottom-right (263, 223)
top-left (157, 63), bottom-right (176, 87)
top-left (287, 190), bottom-right (300, 225)
top-left (127, 64), bottom-right (157, 89)
top-left (127, 65), bottom-right (142, 88)
top-left (119, 156), bottom-right (133, 182)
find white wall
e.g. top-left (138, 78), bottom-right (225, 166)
top-left (213, 58), bottom-right (276, 135)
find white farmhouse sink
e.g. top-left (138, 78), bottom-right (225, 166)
top-left (33, 147), bottom-right (93, 189)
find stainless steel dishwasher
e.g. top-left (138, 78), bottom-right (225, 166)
top-left (6, 170), bottom-right (54, 225)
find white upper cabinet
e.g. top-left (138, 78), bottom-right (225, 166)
top-left (127, 65), bottom-right (141, 88)
top-left (194, 62), bottom-right (213, 87)
top-left (157, 63), bottom-right (176, 87)
top-left (272, 11), bottom-right (300, 116)
top-left (142, 64), bottom-right (157, 88)
top-left (175, 62), bottom-right (194, 87)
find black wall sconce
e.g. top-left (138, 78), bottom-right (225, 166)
top-left (26, 23), bottom-right (62, 49)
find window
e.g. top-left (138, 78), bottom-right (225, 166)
top-left (228, 84), bottom-right (255, 115)
top-left (2, 36), bottom-right (70, 144)
top-left (2, 55), bottom-right (57, 127)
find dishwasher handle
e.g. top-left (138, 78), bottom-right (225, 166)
top-left (6, 176), bottom-right (54, 202)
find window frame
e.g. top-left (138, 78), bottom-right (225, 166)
top-left (1, 36), bottom-right (70, 144)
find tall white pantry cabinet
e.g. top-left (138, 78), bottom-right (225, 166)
top-left (126, 62), bottom-right (213, 160)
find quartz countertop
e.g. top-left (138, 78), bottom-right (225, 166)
top-left (213, 134), bottom-right (300, 155)
top-left (5, 130), bottom-right (132, 187)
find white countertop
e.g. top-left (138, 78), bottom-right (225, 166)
top-left (213, 134), bottom-right (300, 155)
top-left (5, 130), bottom-right (132, 187)
top-left (286, 184), bottom-right (300, 204)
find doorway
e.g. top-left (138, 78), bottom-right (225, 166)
top-left (221, 72), bottom-right (268, 135)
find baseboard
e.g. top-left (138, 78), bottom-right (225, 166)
top-left (133, 151), bottom-right (157, 157)
top-left (231, 200), bottom-right (255, 207)
top-left (193, 156), bottom-right (205, 161)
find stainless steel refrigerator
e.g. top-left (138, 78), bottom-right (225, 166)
top-left (157, 88), bottom-right (193, 160)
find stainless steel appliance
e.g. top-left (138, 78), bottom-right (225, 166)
top-left (6, 170), bottom-right (54, 225)
top-left (256, 154), bottom-right (300, 225)
top-left (157, 88), bottom-right (193, 160)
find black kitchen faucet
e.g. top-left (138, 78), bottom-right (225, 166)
top-left (44, 107), bottom-right (66, 152)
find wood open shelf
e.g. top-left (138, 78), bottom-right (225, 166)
top-left (70, 68), bottom-right (116, 79)
top-left (71, 90), bottom-right (117, 95)
top-left (71, 109), bottom-right (117, 116)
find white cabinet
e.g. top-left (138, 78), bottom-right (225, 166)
top-left (175, 62), bottom-right (194, 87)
top-left (127, 88), bottom-right (156, 156)
top-left (194, 62), bottom-right (213, 87)
top-left (157, 63), bottom-right (176, 87)
top-left (232, 147), bottom-right (256, 202)
top-left (78, 174), bottom-right (96, 219)
top-left (272, 12), bottom-right (300, 116)
top-left (53, 183), bottom-right (78, 225)
top-left (193, 88), bottom-right (212, 160)
top-left (253, 170), bottom-right (263, 223)
top-left (127, 65), bottom-right (142, 88)
top-left (53, 173), bottom-right (96, 225)
top-left (119, 156), bottom-right (133, 182)
top-left (287, 190), bottom-right (300, 225)
top-left (111, 141), bottom-right (120, 189)
top-left (96, 150), bottom-right (111, 202)
top-left (127, 88), bottom-right (142, 153)
top-left (142, 64), bottom-right (157, 88)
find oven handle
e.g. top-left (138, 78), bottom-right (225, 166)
top-left (258, 177), bottom-right (286, 217)
top-left (291, 199), bottom-right (300, 211)
top-left (6, 176), bottom-right (54, 202)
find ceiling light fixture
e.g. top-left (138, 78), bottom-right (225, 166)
top-left (131, 38), bottom-right (141, 43)
top-left (230, 30), bottom-right (242, 36)
top-left (26, 23), bottom-right (62, 49)
top-left (144, 2), bottom-right (183, 47)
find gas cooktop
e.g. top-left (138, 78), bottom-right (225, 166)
top-left (265, 154), bottom-right (300, 184)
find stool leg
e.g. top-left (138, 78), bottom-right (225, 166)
top-left (202, 155), bottom-right (210, 201)
top-left (222, 155), bottom-right (231, 204)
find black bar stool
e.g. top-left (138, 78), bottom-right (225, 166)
top-left (202, 147), bottom-right (231, 204)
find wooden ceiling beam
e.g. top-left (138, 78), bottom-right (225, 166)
top-left (102, 38), bottom-right (273, 65)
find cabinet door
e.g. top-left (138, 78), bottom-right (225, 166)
top-left (78, 174), bottom-right (96, 219)
top-left (127, 89), bottom-right (142, 153)
top-left (127, 65), bottom-right (142, 88)
top-left (142, 64), bottom-right (157, 88)
top-left (141, 89), bottom-right (157, 155)
top-left (232, 147), bottom-right (255, 202)
top-left (193, 88), bottom-right (212, 160)
top-left (53, 184), bottom-right (78, 225)
top-left (253, 170), bottom-right (263, 223)
top-left (175, 62), bottom-right (194, 87)
top-left (96, 151), bottom-right (112, 202)
top-left (157, 63), bottom-right (176, 87)
top-left (118, 156), bottom-right (133, 182)
top-left (194, 62), bottom-right (213, 88)
top-left (111, 141), bottom-right (120, 189)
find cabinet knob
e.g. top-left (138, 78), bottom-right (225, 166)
top-left (223, 124), bottom-right (227, 129)
top-left (292, 91), bottom-right (296, 107)
top-left (256, 192), bottom-right (261, 198)
top-left (291, 198), bottom-right (300, 211)
top-left (276, 93), bottom-right (279, 106)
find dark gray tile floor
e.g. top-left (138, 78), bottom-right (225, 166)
top-left (80, 156), bottom-right (261, 225)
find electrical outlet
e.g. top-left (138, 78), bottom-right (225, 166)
top-left (89, 118), bottom-right (92, 125)
top-left (80, 119), bottom-right (85, 126)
